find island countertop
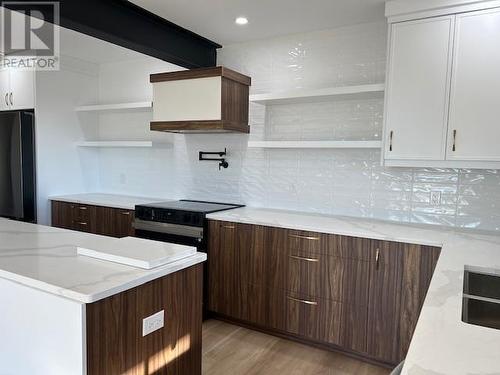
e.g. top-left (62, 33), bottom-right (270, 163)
top-left (0, 218), bottom-right (206, 304)
top-left (207, 207), bottom-right (500, 375)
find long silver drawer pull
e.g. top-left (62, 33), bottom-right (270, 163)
top-left (287, 296), bottom-right (318, 306)
top-left (75, 222), bottom-right (88, 226)
top-left (121, 211), bottom-right (131, 216)
top-left (375, 248), bottom-right (380, 270)
top-left (289, 234), bottom-right (320, 241)
top-left (289, 255), bottom-right (319, 263)
top-left (222, 225), bottom-right (235, 229)
top-left (78, 207), bottom-right (87, 210)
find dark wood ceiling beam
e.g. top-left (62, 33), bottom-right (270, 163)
top-left (3, 0), bottom-right (221, 68)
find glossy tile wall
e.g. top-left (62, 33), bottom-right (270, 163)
top-left (98, 22), bottom-right (500, 231)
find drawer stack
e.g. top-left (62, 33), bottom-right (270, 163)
top-left (207, 219), bottom-right (441, 366)
top-left (51, 201), bottom-right (135, 238)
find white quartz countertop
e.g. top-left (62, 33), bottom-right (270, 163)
top-left (0, 218), bottom-right (206, 304)
top-left (49, 193), bottom-right (166, 210)
top-left (207, 207), bottom-right (450, 246)
top-left (207, 207), bottom-right (500, 375)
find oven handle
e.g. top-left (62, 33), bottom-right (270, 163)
top-left (133, 219), bottom-right (204, 239)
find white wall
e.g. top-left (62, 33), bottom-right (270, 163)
top-left (92, 22), bottom-right (500, 231)
top-left (35, 56), bottom-right (100, 224)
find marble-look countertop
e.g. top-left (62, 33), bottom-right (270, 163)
top-left (207, 207), bottom-right (500, 375)
top-left (49, 193), bottom-right (166, 210)
top-left (207, 207), bottom-right (451, 246)
top-left (0, 218), bottom-right (206, 304)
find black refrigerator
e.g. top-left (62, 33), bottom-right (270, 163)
top-left (0, 111), bottom-right (36, 222)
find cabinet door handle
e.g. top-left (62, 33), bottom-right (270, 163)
top-left (389, 130), bottom-right (394, 152)
top-left (78, 206), bottom-right (87, 210)
top-left (5, 93), bottom-right (8, 106)
top-left (221, 225), bottom-right (235, 229)
top-left (287, 296), bottom-right (318, 306)
top-left (375, 248), bottom-right (380, 270)
top-left (75, 221), bottom-right (88, 226)
top-left (121, 211), bottom-right (131, 216)
top-left (289, 255), bottom-right (319, 263)
top-left (9, 92), bottom-right (12, 106)
top-left (289, 234), bottom-right (320, 241)
top-left (452, 129), bottom-right (457, 152)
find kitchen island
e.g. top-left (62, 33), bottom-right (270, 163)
top-left (0, 218), bottom-right (206, 375)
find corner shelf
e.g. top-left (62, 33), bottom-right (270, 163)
top-left (249, 83), bottom-right (385, 105)
top-left (247, 141), bottom-right (382, 149)
top-left (75, 101), bottom-right (152, 112)
top-left (76, 141), bottom-right (153, 148)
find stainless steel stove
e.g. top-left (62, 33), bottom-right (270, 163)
top-left (134, 199), bottom-right (244, 247)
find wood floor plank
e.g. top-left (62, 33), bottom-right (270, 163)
top-left (202, 320), bottom-right (391, 375)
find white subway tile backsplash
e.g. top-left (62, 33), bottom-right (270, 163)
top-left (95, 22), bottom-right (500, 232)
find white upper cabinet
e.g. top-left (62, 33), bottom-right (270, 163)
top-left (9, 69), bottom-right (35, 110)
top-left (447, 8), bottom-right (500, 161)
top-left (383, 2), bottom-right (500, 168)
top-left (0, 67), bottom-right (35, 111)
top-left (384, 16), bottom-right (454, 161)
top-left (0, 68), bottom-right (10, 111)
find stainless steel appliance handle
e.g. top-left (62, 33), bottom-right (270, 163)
top-left (133, 219), bottom-right (203, 239)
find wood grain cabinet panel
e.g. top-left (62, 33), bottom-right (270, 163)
top-left (94, 206), bottom-right (115, 237)
top-left (51, 201), bottom-right (74, 230)
top-left (366, 240), bottom-right (441, 364)
top-left (86, 264), bottom-right (203, 375)
top-left (114, 209), bottom-right (135, 237)
top-left (207, 220), bottom-right (266, 321)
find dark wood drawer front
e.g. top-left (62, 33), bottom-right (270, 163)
top-left (272, 226), bottom-right (372, 260)
top-left (288, 229), bottom-right (325, 254)
top-left (272, 290), bottom-right (367, 353)
top-left (70, 204), bottom-right (91, 221)
top-left (287, 253), bottom-right (370, 305)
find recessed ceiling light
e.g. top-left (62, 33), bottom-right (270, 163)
top-left (235, 17), bottom-right (248, 25)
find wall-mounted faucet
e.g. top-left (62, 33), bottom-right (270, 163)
top-left (199, 148), bottom-right (229, 170)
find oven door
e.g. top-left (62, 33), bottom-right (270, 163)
top-left (133, 219), bottom-right (204, 249)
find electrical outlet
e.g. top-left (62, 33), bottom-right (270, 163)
top-left (430, 191), bottom-right (441, 206)
top-left (142, 310), bottom-right (164, 337)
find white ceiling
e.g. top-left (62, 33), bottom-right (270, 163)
top-left (129, 0), bottom-right (387, 45)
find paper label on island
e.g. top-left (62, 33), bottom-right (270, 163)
top-left (77, 237), bottom-right (197, 270)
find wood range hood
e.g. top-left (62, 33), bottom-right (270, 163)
top-left (150, 67), bottom-right (251, 134)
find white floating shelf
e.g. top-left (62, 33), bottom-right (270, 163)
top-left (75, 101), bottom-right (152, 112)
top-left (247, 141), bottom-right (382, 149)
top-left (76, 141), bottom-right (153, 148)
top-left (250, 84), bottom-right (385, 105)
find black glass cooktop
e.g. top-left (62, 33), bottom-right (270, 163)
top-left (142, 199), bottom-right (244, 213)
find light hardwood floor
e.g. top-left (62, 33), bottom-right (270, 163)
top-left (202, 320), bottom-right (391, 375)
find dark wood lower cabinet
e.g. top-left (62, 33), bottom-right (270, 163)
top-left (86, 264), bottom-right (203, 375)
top-left (207, 219), bottom-right (441, 367)
top-left (51, 201), bottom-right (135, 238)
